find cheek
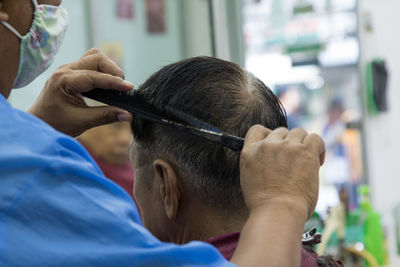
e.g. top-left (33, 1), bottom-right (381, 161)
top-left (7, 1), bottom-right (34, 36)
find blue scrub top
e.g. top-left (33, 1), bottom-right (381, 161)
top-left (0, 94), bottom-right (234, 267)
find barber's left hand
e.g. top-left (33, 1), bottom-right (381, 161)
top-left (28, 48), bottom-right (133, 137)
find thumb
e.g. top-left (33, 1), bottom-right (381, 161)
top-left (83, 106), bottom-right (132, 129)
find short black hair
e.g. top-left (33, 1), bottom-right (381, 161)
top-left (131, 56), bottom-right (287, 212)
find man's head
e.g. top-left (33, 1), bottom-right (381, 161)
top-left (0, 0), bottom-right (62, 96)
top-left (131, 56), bottom-right (287, 242)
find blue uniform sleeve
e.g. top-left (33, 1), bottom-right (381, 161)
top-left (0, 134), bottom-right (235, 267)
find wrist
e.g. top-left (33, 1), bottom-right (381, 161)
top-left (248, 196), bottom-right (310, 224)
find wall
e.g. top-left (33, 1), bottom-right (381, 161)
top-left (359, 0), bottom-right (400, 264)
top-left (9, 0), bottom-right (190, 110)
top-left (225, 0), bottom-right (244, 66)
top-left (91, 0), bottom-right (185, 85)
top-left (210, 0), bottom-right (244, 66)
top-left (182, 0), bottom-right (213, 58)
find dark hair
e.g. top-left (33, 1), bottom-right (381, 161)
top-left (303, 246), bottom-right (343, 267)
top-left (132, 56), bottom-right (287, 212)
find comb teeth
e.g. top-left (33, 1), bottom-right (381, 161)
top-left (164, 106), bottom-right (222, 133)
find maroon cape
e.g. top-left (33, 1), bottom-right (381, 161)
top-left (205, 232), bottom-right (341, 266)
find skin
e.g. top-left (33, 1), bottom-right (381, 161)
top-left (233, 126), bottom-right (325, 266)
top-left (79, 122), bottom-right (132, 165)
top-left (0, 0), bottom-right (326, 265)
top-left (132, 143), bottom-right (248, 244)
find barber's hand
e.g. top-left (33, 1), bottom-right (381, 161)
top-left (28, 48), bottom-right (133, 137)
top-left (240, 126), bottom-right (325, 221)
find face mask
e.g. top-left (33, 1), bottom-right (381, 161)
top-left (1, 0), bottom-right (69, 88)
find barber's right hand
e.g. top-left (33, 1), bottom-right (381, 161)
top-left (28, 48), bottom-right (133, 137)
top-left (240, 126), bottom-right (325, 221)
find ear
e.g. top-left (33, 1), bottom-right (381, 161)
top-left (154, 159), bottom-right (181, 220)
top-left (0, 1), bottom-right (9, 22)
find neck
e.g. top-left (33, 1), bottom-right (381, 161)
top-left (170, 202), bottom-right (248, 244)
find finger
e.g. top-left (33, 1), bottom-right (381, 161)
top-left (303, 133), bottom-right (326, 166)
top-left (58, 48), bottom-right (102, 70)
top-left (57, 63), bottom-right (69, 70)
top-left (60, 70), bottom-right (133, 95)
top-left (243, 125), bottom-right (272, 147)
top-left (265, 127), bottom-right (289, 142)
top-left (82, 106), bottom-right (133, 130)
top-left (70, 52), bottom-right (125, 79)
top-left (80, 48), bottom-right (102, 58)
top-left (285, 128), bottom-right (308, 143)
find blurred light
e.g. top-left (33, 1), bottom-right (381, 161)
top-left (319, 38), bottom-right (359, 67)
top-left (305, 75), bottom-right (325, 90)
top-left (355, 242), bottom-right (365, 251)
top-left (246, 53), bottom-right (321, 87)
top-left (315, 184), bottom-right (340, 219)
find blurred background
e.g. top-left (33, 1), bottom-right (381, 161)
top-left (8, 0), bottom-right (400, 265)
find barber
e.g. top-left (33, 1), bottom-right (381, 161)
top-left (0, 0), bottom-right (325, 266)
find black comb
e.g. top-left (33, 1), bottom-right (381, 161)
top-left (82, 89), bottom-right (244, 152)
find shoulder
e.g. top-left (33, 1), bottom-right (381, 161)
top-left (0, 105), bottom-right (234, 266)
top-left (0, 105), bottom-right (115, 222)
top-left (0, 105), bottom-right (101, 174)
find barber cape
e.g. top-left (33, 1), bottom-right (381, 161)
top-left (0, 94), bottom-right (232, 267)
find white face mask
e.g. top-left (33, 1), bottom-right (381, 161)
top-left (1, 0), bottom-right (69, 88)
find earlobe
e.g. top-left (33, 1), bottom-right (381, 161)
top-left (154, 159), bottom-right (181, 220)
top-left (0, 10), bottom-right (8, 23)
top-left (0, 2), bottom-right (9, 22)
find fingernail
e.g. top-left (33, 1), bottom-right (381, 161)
top-left (117, 113), bottom-right (131, 122)
top-left (123, 80), bottom-right (134, 89)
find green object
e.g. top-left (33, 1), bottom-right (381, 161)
top-left (293, 1), bottom-right (314, 15)
top-left (358, 185), bottom-right (372, 211)
top-left (359, 185), bottom-right (386, 265)
top-left (366, 61), bottom-right (379, 115)
top-left (365, 59), bottom-right (388, 114)
top-left (345, 211), bottom-right (364, 245)
top-left (394, 205), bottom-right (400, 256)
top-left (285, 42), bottom-right (324, 54)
